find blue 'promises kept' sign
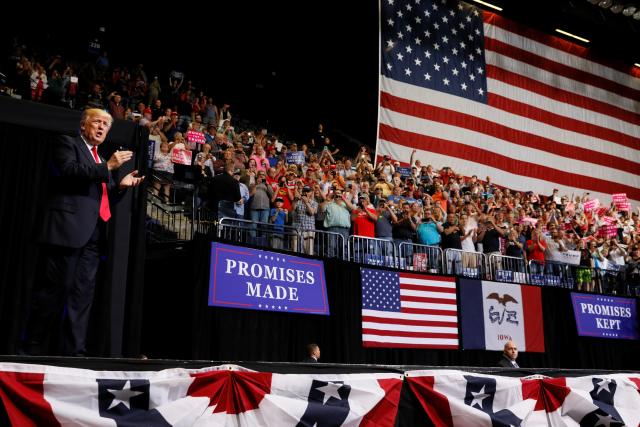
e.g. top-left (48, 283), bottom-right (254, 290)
top-left (571, 292), bottom-right (638, 340)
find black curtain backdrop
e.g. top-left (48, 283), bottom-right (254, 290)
top-left (0, 97), bottom-right (148, 357)
top-left (143, 236), bottom-right (640, 370)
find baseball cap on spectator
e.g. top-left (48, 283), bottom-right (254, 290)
top-left (275, 197), bottom-right (284, 203)
top-left (302, 186), bottom-right (312, 193)
top-left (143, 108), bottom-right (152, 116)
top-left (358, 193), bottom-right (369, 200)
top-left (170, 111), bottom-right (178, 117)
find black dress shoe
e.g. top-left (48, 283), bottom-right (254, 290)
top-left (21, 341), bottom-right (46, 356)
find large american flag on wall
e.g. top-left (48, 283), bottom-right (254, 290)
top-left (378, 0), bottom-right (640, 203)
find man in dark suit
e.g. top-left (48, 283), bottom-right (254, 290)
top-left (302, 343), bottom-right (321, 363)
top-left (498, 341), bottom-right (520, 368)
top-left (209, 162), bottom-right (241, 219)
top-left (24, 108), bottom-right (144, 356)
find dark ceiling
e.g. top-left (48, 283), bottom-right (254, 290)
top-left (490, 0), bottom-right (640, 65)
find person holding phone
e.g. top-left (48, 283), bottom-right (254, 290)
top-left (292, 187), bottom-right (318, 255)
top-left (23, 109), bottom-right (144, 356)
top-left (323, 190), bottom-right (351, 257)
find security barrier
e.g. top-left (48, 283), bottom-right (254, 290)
top-left (348, 235), bottom-right (399, 268)
top-left (444, 248), bottom-right (487, 279)
top-left (490, 254), bottom-right (528, 284)
top-left (146, 201), bottom-right (635, 295)
top-left (218, 217), bottom-right (304, 254)
top-left (398, 242), bottom-right (444, 274)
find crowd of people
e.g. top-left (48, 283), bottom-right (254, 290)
top-left (200, 136), bottom-right (639, 292)
top-left (4, 39), bottom-right (640, 297)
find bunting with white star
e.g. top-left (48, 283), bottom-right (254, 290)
top-left (406, 370), bottom-right (640, 427)
top-left (0, 363), bottom-right (403, 426)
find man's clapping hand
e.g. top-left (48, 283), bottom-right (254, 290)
top-left (119, 170), bottom-right (145, 189)
top-left (107, 150), bottom-right (133, 171)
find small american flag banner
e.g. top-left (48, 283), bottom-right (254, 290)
top-left (360, 268), bottom-right (458, 349)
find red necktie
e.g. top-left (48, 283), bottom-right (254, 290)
top-left (91, 146), bottom-right (111, 222)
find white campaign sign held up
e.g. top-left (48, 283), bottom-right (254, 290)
top-left (547, 250), bottom-right (581, 266)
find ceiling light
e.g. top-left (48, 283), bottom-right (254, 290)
top-left (610, 2), bottom-right (624, 12)
top-left (472, 0), bottom-right (503, 11)
top-left (623, 4), bottom-right (637, 15)
top-left (598, 0), bottom-right (613, 7)
top-left (555, 29), bottom-right (591, 43)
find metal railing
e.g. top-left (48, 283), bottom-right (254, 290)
top-left (313, 229), bottom-right (348, 260)
top-left (528, 260), bottom-right (574, 289)
top-left (146, 192), bottom-right (195, 242)
top-left (218, 217), bottom-right (304, 254)
top-left (444, 248), bottom-right (487, 279)
top-left (348, 235), bottom-right (399, 268)
top-left (145, 198), bottom-right (637, 295)
top-left (594, 266), bottom-right (627, 295)
top-left (490, 254), bottom-right (528, 284)
top-left (398, 242), bottom-right (444, 274)
top-left (193, 206), bottom-right (217, 236)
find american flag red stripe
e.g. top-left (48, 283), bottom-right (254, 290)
top-left (487, 65), bottom-right (640, 127)
top-left (486, 89), bottom-right (640, 148)
top-left (484, 37), bottom-right (640, 100)
top-left (362, 342), bottom-right (459, 349)
top-left (361, 268), bottom-right (458, 348)
top-left (362, 316), bottom-right (456, 328)
top-left (380, 92), bottom-right (640, 173)
top-left (481, 12), bottom-right (640, 80)
top-left (362, 329), bottom-right (459, 339)
top-left (378, 123), bottom-right (640, 199)
top-left (378, 0), bottom-right (640, 204)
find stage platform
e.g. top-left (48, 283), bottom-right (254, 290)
top-left (1, 355), bottom-right (636, 377)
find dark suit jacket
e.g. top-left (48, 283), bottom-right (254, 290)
top-left (498, 354), bottom-right (519, 368)
top-left (302, 356), bottom-right (318, 363)
top-left (40, 135), bottom-right (115, 248)
top-left (209, 172), bottom-right (241, 203)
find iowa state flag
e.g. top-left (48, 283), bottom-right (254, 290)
top-left (0, 363), bottom-right (402, 426)
top-left (459, 279), bottom-right (544, 352)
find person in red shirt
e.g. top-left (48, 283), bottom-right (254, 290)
top-left (348, 194), bottom-right (378, 263)
top-left (351, 194), bottom-right (378, 237)
top-left (271, 176), bottom-right (294, 212)
top-left (526, 229), bottom-right (547, 275)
